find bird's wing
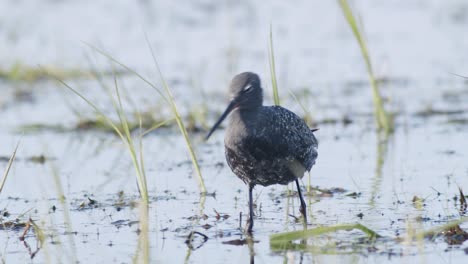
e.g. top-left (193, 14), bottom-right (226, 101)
top-left (246, 106), bottom-right (317, 166)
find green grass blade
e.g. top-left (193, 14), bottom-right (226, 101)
top-left (47, 69), bottom-right (149, 202)
top-left (270, 223), bottom-right (380, 244)
top-left (83, 41), bottom-right (205, 194)
top-left (137, 112), bottom-right (148, 196)
top-left (288, 89), bottom-right (314, 125)
top-left (144, 35), bottom-right (207, 194)
top-left (142, 118), bottom-right (175, 136)
top-left (268, 24), bottom-right (280, 106)
top-left (113, 76), bottom-right (135, 146)
top-left (138, 114), bottom-right (147, 188)
top-left (0, 139), bottom-right (21, 194)
top-left (30, 219), bottom-right (46, 248)
top-left (82, 42), bottom-right (169, 103)
top-left (337, 0), bottom-right (393, 134)
top-left (53, 77), bottom-right (127, 142)
top-left (112, 76), bottom-right (148, 201)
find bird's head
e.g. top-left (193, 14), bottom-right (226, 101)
top-left (205, 72), bottom-right (263, 140)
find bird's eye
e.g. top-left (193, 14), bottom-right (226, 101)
top-left (243, 84), bottom-right (252, 92)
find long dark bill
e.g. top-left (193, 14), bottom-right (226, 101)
top-left (205, 100), bottom-right (237, 140)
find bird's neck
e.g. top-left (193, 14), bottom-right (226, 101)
top-left (225, 108), bottom-right (259, 146)
top-left (227, 107), bottom-right (261, 136)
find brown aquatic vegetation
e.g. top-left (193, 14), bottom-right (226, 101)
top-left (459, 187), bottom-right (467, 215)
top-left (1, 60), bottom-right (130, 83)
top-left (440, 225), bottom-right (468, 245)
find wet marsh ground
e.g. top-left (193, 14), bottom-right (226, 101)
top-left (1, 0), bottom-right (468, 263)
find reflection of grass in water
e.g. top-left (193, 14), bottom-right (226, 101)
top-left (247, 236), bottom-right (256, 263)
top-left (133, 201), bottom-right (150, 264)
top-left (403, 218), bottom-right (425, 258)
top-left (337, 0), bottom-right (393, 135)
top-left (50, 164), bottom-right (78, 263)
top-left (369, 134), bottom-right (389, 206)
top-left (184, 195), bottom-right (207, 263)
top-left (0, 139), bottom-right (20, 195)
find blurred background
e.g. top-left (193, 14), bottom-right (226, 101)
top-left (1, 0), bottom-right (468, 263)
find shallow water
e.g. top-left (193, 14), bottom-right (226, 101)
top-left (1, 0), bottom-right (468, 263)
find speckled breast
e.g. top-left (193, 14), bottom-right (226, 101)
top-left (225, 146), bottom-right (301, 186)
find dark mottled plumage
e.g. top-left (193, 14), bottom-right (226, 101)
top-left (206, 72), bottom-right (318, 233)
top-left (225, 106), bottom-right (317, 186)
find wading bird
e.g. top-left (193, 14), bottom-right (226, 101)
top-left (206, 72), bottom-right (318, 233)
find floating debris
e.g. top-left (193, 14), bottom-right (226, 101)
top-left (28, 155), bottom-right (47, 164)
top-left (345, 192), bottom-right (362, 198)
top-left (412, 196), bottom-right (425, 209)
top-left (414, 108), bottom-right (466, 117)
top-left (186, 214), bottom-right (209, 221)
top-left (78, 197), bottom-right (99, 210)
top-left (213, 209), bottom-right (230, 221)
top-left (222, 238), bottom-right (259, 246)
top-left (0, 220), bottom-right (28, 231)
top-left (111, 219), bottom-right (139, 228)
top-left (201, 224), bottom-right (213, 230)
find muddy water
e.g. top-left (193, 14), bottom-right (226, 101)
top-left (1, 0), bottom-right (468, 263)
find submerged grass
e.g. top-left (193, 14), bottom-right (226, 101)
top-left (369, 133), bottom-right (389, 206)
top-left (416, 216), bottom-right (468, 240)
top-left (0, 139), bottom-right (20, 195)
top-left (270, 223), bottom-right (380, 251)
top-left (337, 0), bottom-right (393, 135)
top-left (270, 215), bottom-right (468, 254)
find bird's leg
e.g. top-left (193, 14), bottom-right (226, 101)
top-left (295, 179), bottom-right (307, 224)
top-left (247, 184), bottom-right (254, 233)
